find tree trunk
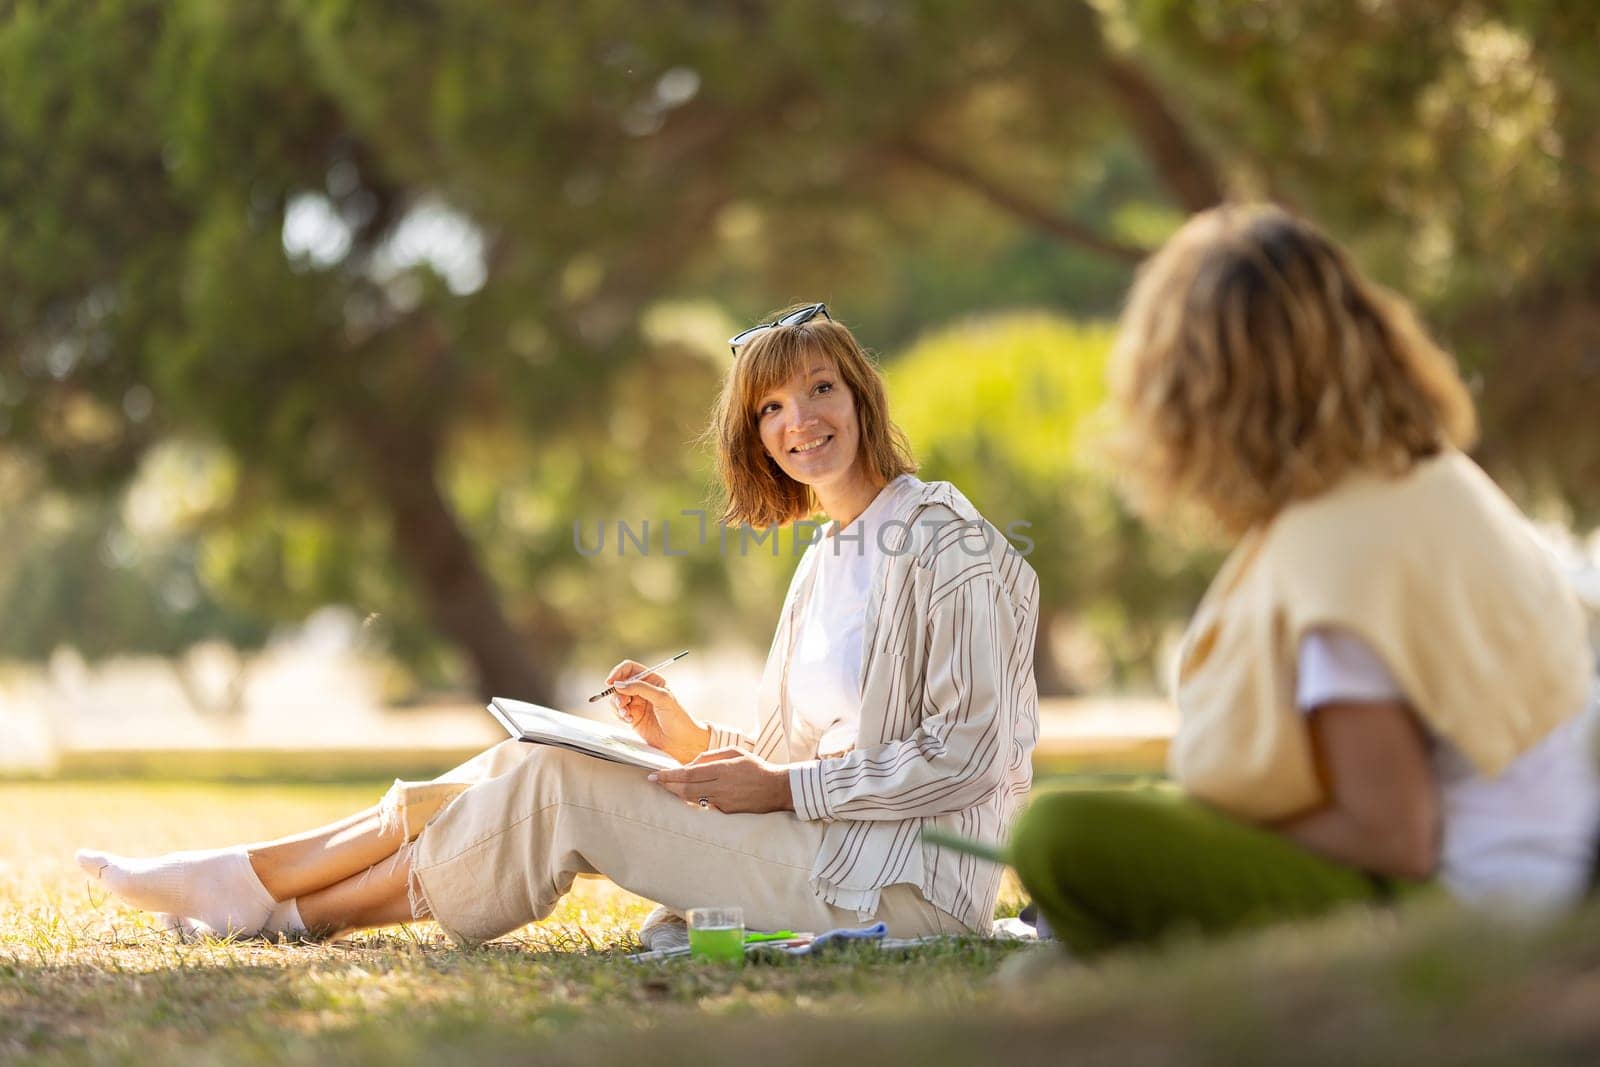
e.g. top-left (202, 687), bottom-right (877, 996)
top-left (1032, 611), bottom-right (1081, 698)
top-left (1448, 264), bottom-right (1600, 521)
top-left (362, 423), bottom-right (555, 703)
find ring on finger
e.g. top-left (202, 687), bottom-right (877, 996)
top-left (698, 797), bottom-right (709, 810)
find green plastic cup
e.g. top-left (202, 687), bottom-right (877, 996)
top-left (687, 906), bottom-right (745, 963)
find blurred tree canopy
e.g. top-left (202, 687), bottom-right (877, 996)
top-left (1108, 0), bottom-right (1600, 511)
top-left (1, 1), bottom-right (1595, 698)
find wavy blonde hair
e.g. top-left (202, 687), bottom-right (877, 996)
top-left (1108, 204), bottom-right (1478, 534)
top-left (709, 309), bottom-right (916, 529)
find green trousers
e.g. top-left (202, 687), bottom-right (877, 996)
top-left (1010, 786), bottom-right (1396, 954)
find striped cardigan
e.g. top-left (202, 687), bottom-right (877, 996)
top-left (707, 478), bottom-right (1040, 932)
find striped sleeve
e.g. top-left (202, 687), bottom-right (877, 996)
top-left (705, 722), bottom-right (757, 753)
top-left (790, 563), bottom-right (1013, 822)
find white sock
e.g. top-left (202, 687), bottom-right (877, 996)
top-left (262, 898), bottom-right (308, 941)
top-left (155, 902), bottom-right (304, 943)
top-left (157, 913), bottom-right (210, 941)
top-left (75, 845), bottom-right (276, 936)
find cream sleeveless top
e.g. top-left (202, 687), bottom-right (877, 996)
top-left (1171, 451), bottom-right (1594, 822)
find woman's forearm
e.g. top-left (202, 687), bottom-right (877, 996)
top-left (788, 732), bottom-right (1006, 822)
top-left (1272, 803), bottom-right (1436, 882)
top-left (667, 723), bottom-right (712, 765)
top-left (1269, 700), bottom-right (1441, 883)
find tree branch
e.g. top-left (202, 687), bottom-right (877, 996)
top-left (890, 136), bottom-right (1151, 264)
top-left (1099, 57), bottom-right (1227, 213)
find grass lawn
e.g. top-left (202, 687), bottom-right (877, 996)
top-left (4, 775), bottom-right (1600, 1065)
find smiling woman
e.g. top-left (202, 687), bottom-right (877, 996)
top-left (76, 306), bottom-right (1041, 944)
top-left (710, 305), bottom-right (916, 532)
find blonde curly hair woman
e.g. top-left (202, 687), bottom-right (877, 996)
top-left (1012, 205), bottom-right (1598, 953)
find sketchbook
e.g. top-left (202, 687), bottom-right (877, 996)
top-left (486, 697), bottom-right (682, 772)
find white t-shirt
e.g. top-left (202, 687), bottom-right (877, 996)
top-left (784, 476), bottom-right (916, 758)
top-left (1298, 627), bottom-right (1600, 910)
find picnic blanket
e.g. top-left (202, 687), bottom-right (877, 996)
top-left (627, 914), bottom-right (1042, 962)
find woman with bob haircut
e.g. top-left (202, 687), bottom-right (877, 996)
top-left (1011, 204), bottom-right (1599, 954)
top-left (77, 304), bottom-right (1039, 944)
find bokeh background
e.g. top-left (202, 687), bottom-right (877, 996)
top-left (3, 1), bottom-right (1598, 773)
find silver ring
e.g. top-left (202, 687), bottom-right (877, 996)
top-left (698, 796), bottom-right (710, 810)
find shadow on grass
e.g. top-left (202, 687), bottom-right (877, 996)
top-left (10, 903), bottom-right (1600, 1066)
top-left (1, 934), bottom-right (1032, 1063)
top-left (266, 902), bottom-right (1600, 1067)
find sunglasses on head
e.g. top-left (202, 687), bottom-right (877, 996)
top-left (728, 303), bottom-right (830, 355)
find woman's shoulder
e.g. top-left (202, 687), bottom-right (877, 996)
top-left (882, 478), bottom-right (1036, 592)
top-left (878, 475), bottom-right (990, 523)
top-left (878, 477), bottom-right (983, 548)
top-left (1264, 451), bottom-right (1501, 562)
top-left (1254, 450), bottom-right (1572, 624)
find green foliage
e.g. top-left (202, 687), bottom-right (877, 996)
top-left (1107, 0), bottom-right (1600, 514)
top-left (0, 0), bottom-right (1173, 692)
top-left (889, 314), bottom-right (1217, 689)
top-left (0, 493), bottom-right (269, 662)
top-left (1114, 1), bottom-right (1564, 301)
top-left (890, 314), bottom-right (1111, 483)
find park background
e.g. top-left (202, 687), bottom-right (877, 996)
top-left (4, 0), bottom-right (1599, 771)
top-left (4, 2), bottom-right (1600, 1064)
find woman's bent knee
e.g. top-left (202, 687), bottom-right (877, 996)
top-left (1014, 789), bottom-right (1161, 859)
top-left (1012, 789), bottom-right (1177, 898)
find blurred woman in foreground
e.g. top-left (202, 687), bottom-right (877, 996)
top-left (76, 306), bottom-right (1038, 943)
top-left (1013, 205), bottom-right (1599, 953)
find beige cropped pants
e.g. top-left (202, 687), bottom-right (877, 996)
top-left (383, 740), bottom-right (958, 944)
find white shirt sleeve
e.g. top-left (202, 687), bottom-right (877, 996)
top-left (1297, 627), bottom-right (1406, 712)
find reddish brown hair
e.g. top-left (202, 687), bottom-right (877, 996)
top-left (709, 309), bottom-right (916, 528)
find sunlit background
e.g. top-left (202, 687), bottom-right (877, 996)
top-left (3, 2), bottom-right (1598, 776)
